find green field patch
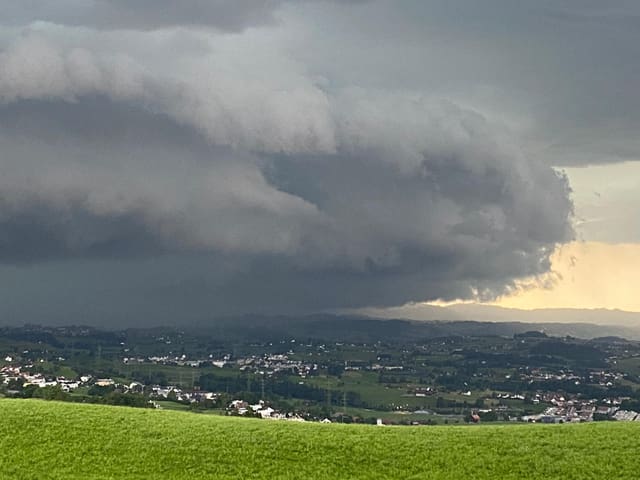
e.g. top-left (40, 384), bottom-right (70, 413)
top-left (617, 357), bottom-right (640, 378)
top-left (1, 399), bottom-right (639, 479)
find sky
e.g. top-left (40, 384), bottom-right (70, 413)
top-left (0, 1), bottom-right (638, 326)
top-left (490, 161), bottom-right (640, 312)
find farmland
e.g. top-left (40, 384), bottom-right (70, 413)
top-left (1, 399), bottom-right (639, 479)
top-left (3, 322), bottom-right (640, 424)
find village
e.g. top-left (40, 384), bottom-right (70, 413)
top-left (3, 344), bottom-right (640, 424)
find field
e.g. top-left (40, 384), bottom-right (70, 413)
top-left (1, 399), bottom-right (639, 479)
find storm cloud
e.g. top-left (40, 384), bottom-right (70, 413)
top-left (0, 1), bottom-right (608, 324)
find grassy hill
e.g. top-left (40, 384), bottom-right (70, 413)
top-left (1, 400), bottom-right (639, 479)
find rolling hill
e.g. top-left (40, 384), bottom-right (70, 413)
top-left (1, 399), bottom-right (639, 479)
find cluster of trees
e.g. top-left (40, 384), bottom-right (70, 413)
top-left (3, 382), bottom-right (152, 409)
top-left (196, 372), bottom-right (367, 409)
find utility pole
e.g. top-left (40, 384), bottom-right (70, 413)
top-left (326, 377), bottom-right (331, 412)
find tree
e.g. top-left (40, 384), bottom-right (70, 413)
top-left (6, 378), bottom-right (24, 391)
top-left (32, 386), bottom-right (67, 401)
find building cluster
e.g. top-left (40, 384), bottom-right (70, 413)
top-left (147, 385), bottom-right (219, 404)
top-left (520, 368), bottom-right (626, 386)
top-left (496, 393), bottom-right (526, 400)
top-left (411, 387), bottom-right (436, 397)
top-left (521, 394), bottom-right (639, 423)
top-left (612, 410), bottom-right (640, 421)
top-left (123, 353), bottom-right (318, 378)
top-left (0, 365), bottom-right (102, 392)
top-left (123, 354), bottom-right (231, 368)
top-left (237, 354), bottom-right (316, 378)
top-left (521, 368), bottom-right (582, 383)
top-left (227, 399), bottom-right (305, 422)
top-left (588, 370), bottom-right (626, 387)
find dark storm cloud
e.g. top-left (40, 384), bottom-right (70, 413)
top-left (0, 1), bottom-right (594, 324)
top-left (0, 197), bottom-right (170, 262)
top-left (290, 0), bottom-right (640, 166)
top-left (0, 93), bottom-right (572, 319)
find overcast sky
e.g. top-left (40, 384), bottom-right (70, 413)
top-left (0, 1), bottom-right (638, 326)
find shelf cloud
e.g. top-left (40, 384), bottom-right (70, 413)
top-left (8, 1), bottom-right (632, 323)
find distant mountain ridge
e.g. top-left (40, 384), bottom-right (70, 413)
top-left (187, 312), bottom-right (640, 342)
top-left (359, 303), bottom-right (640, 326)
top-left (6, 306), bottom-right (640, 341)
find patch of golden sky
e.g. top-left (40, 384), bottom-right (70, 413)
top-left (492, 241), bottom-right (640, 312)
top-left (491, 160), bottom-right (640, 312)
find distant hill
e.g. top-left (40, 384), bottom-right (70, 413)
top-left (183, 312), bottom-right (640, 342)
top-left (355, 304), bottom-right (640, 339)
top-left (1, 399), bottom-right (639, 479)
top-left (5, 311), bottom-right (638, 342)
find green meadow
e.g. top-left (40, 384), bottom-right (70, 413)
top-left (1, 399), bottom-right (638, 479)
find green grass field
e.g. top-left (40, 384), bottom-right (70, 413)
top-left (1, 399), bottom-right (639, 479)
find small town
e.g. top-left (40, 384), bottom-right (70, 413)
top-left (2, 324), bottom-right (639, 425)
